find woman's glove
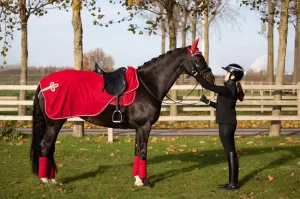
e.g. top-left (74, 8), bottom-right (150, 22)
top-left (200, 95), bottom-right (209, 104)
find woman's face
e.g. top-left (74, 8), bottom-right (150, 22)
top-left (224, 71), bottom-right (235, 81)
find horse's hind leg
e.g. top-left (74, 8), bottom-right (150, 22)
top-left (39, 120), bottom-right (65, 183)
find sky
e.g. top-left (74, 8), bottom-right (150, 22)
top-left (3, 0), bottom-right (296, 75)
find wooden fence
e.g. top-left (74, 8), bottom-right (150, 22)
top-left (1, 83), bottom-right (300, 142)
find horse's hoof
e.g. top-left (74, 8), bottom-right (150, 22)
top-left (50, 179), bottom-right (57, 184)
top-left (40, 178), bottom-right (48, 183)
top-left (134, 180), bottom-right (144, 186)
top-left (142, 178), bottom-right (154, 188)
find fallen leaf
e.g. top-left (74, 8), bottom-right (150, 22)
top-left (246, 141), bottom-right (253, 145)
top-left (178, 149), bottom-right (184, 152)
top-left (297, 161), bottom-right (300, 165)
top-left (180, 145), bottom-right (187, 147)
top-left (110, 153), bottom-right (115, 156)
top-left (57, 164), bottom-right (64, 167)
top-left (191, 148), bottom-right (198, 153)
top-left (167, 145), bottom-right (175, 152)
top-left (285, 137), bottom-right (294, 142)
top-left (56, 141), bottom-right (61, 144)
top-left (291, 173), bottom-right (295, 176)
top-left (80, 148), bottom-right (89, 151)
top-left (199, 141), bottom-right (205, 144)
top-left (268, 175), bottom-right (275, 181)
top-left (17, 135), bottom-right (23, 140)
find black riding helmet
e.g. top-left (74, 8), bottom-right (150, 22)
top-left (222, 64), bottom-right (244, 81)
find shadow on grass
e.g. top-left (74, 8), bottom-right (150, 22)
top-left (61, 165), bottom-right (111, 184)
top-left (58, 145), bottom-right (300, 187)
top-left (145, 146), bottom-right (300, 187)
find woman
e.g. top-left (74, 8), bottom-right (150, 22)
top-left (194, 63), bottom-right (245, 190)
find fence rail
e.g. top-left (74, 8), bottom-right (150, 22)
top-left (1, 83), bottom-right (300, 142)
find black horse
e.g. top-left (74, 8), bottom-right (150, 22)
top-left (30, 39), bottom-right (215, 188)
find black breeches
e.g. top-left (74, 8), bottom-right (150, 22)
top-left (218, 124), bottom-right (237, 156)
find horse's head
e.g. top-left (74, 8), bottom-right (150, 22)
top-left (182, 39), bottom-right (215, 84)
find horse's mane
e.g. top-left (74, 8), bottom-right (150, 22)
top-left (137, 46), bottom-right (188, 72)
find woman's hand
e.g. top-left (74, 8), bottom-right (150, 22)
top-left (200, 95), bottom-right (209, 104)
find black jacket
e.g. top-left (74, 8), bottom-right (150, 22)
top-left (195, 76), bottom-right (238, 124)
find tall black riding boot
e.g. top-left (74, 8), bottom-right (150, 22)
top-left (218, 155), bottom-right (231, 188)
top-left (218, 152), bottom-right (240, 190)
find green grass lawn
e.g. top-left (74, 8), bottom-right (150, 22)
top-left (1, 134), bottom-right (300, 199)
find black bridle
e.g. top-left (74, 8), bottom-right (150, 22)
top-left (137, 53), bottom-right (212, 105)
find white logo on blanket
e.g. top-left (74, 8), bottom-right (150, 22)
top-left (38, 82), bottom-right (59, 98)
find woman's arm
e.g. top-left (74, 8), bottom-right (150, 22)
top-left (195, 75), bottom-right (233, 98)
top-left (200, 95), bottom-right (218, 108)
top-left (209, 100), bottom-right (218, 108)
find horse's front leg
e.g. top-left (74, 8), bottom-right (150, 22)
top-left (132, 125), bottom-right (153, 188)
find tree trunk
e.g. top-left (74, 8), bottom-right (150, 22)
top-left (192, 9), bottom-right (197, 41)
top-left (191, 5), bottom-right (197, 85)
top-left (267, 0), bottom-right (275, 83)
top-left (167, 0), bottom-right (177, 117)
top-left (293, 1), bottom-right (300, 83)
top-left (202, 11), bottom-right (209, 65)
top-left (179, 8), bottom-right (188, 85)
top-left (72, 0), bottom-right (84, 137)
top-left (160, 6), bottom-right (166, 54)
top-left (18, 0), bottom-right (28, 117)
top-left (161, 20), bottom-right (166, 54)
top-left (270, 0), bottom-right (289, 137)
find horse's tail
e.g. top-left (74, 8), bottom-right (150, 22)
top-left (30, 85), bottom-right (46, 175)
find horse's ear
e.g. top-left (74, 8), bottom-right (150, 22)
top-left (191, 38), bottom-right (200, 52)
top-left (94, 62), bottom-right (103, 75)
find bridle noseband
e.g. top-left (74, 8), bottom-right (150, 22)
top-left (187, 47), bottom-right (212, 80)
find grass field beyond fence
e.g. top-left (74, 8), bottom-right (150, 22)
top-left (1, 134), bottom-right (300, 199)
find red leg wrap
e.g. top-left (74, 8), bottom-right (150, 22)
top-left (47, 159), bottom-right (55, 179)
top-left (38, 157), bottom-right (48, 178)
top-left (139, 160), bottom-right (147, 179)
top-left (132, 156), bottom-right (140, 176)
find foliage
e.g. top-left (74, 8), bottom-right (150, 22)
top-left (0, 0), bottom-right (103, 67)
top-left (0, 126), bottom-right (23, 140)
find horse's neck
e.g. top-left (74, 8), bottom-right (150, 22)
top-left (139, 51), bottom-right (185, 101)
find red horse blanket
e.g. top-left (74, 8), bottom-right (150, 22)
top-left (39, 66), bottom-right (139, 120)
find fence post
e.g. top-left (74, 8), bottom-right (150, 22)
top-left (210, 91), bottom-right (214, 121)
top-left (260, 81), bottom-right (264, 114)
top-left (251, 81), bottom-right (253, 95)
top-left (108, 128), bottom-right (113, 143)
top-left (73, 122), bottom-right (84, 137)
top-left (297, 82), bottom-right (300, 116)
top-left (269, 81), bottom-right (272, 96)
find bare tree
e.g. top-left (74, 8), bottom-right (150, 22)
top-left (267, 0), bottom-right (277, 83)
top-left (270, 0), bottom-right (290, 137)
top-left (83, 48), bottom-right (115, 71)
top-left (200, 0), bottom-right (240, 65)
top-left (292, 0), bottom-right (300, 83)
top-left (72, 0), bottom-right (84, 137)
